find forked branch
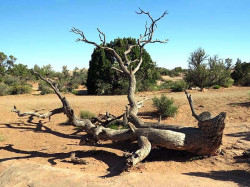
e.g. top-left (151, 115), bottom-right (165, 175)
top-left (136, 8), bottom-right (168, 47)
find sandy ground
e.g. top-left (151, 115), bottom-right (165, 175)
top-left (0, 86), bottom-right (249, 186)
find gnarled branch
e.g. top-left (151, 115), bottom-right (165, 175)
top-left (11, 106), bottom-right (63, 121)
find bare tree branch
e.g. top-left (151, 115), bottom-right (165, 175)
top-left (136, 8), bottom-right (168, 47)
top-left (132, 47), bottom-right (143, 74)
top-left (184, 90), bottom-right (199, 121)
top-left (11, 106), bottom-right (63, 121)
top-left (111, 67), bottom-right (123, 73)
top-left (126, 136), bottom-right (151, 168)
top-left (124, 44), bottom-right (137, 66)
top-left (71, 27), bottom-right (130, 75)
top-left (97, 28), bottom-right (106, 45)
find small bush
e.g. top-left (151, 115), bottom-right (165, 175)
top-left (222, 78), bottom-right (234, 88)
top-left (231, 61), bottom-right (250, 86)
top-left (79, 110), bottom-right (95, 119)
top-left (106, 121), bottom-right (128, 130)
top-left (145, 83), bottom-right (159, 91)
top-left (153, 95), bottom-right (178, 118)
top-left (9, 85), bottom-right (32, 94)
top-left (213, 85), bottom-right (221, 89)
top-left (158, 80), bottom-right (173, 90)
top-left (71, 89), bottom-right (79, 95)
top-left (3, 75), bottom-right (21, 86)
top-left (38, 82), bottom-right (54, 95)
top-left (106, 123), bottom-right (119, 130)
top-left (170, 80), bottom-right (188, 92)
top-left (0, 83), bottom-right (10, 96)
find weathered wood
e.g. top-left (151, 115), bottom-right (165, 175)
top-left (12, 106), bottom-right (63, 121)
top-left (126, 136), bottom-right (151, 168)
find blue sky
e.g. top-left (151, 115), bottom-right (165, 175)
top-left (0, 0), bottom-right (249, 71)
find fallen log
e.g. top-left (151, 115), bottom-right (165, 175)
top-left (12, 72), bottom-right (226, 168)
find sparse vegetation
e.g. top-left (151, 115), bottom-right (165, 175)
top-left (106, 122), bottom-right (128, 130)
top-left (156, 66), bottom-right (185, 77)
top-left (153, 95), bottom-right (178, 118)
top-left (0, 83), bottom-right (10, 96)
top-left (79, 110), bottom-right (95, 119)
top-left (170, 80), bottom-right (189, 92)
top-left (213, 85), bottom-right (221, 89)
top-left (71, 89), bottom-right (79, 95)
top-left (38, 81), bottom-right (54, 95)
top-left (184, 48), bottom-right (233, 89)
top-left (231, 59), bottom-right (250, 86)
top-left (9, 84), bottom-right (32, 94)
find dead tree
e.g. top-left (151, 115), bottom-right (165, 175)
top-left (12, 9), bottom-right (226, 168)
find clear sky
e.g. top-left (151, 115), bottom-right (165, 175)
top-left (0, 0), bottom-right (249, 71)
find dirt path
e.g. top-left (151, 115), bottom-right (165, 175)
top-left (0, 86), bottom-right (249, 186)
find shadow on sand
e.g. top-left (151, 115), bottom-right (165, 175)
top-left (184, 170), bottom-right (250, 186)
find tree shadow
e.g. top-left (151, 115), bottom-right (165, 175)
top-left (228, 101), bottom-right (250, 108)
top-left (146, 147), bottom-right (198, 162)
top-left (0, 121), bottom-right (81, 140)
top-left (95, 140), bottom-right (139, 153)
top-left (0, 144), bottom-right (126, 177)
top-left (0, 144), bottom-right (71, 165)
top-left (0, 117), bottom-right (214, 178)
top-left (138, 111), bottom-right (159, 120)
top-left (184, 170), bottom-right (250, 186)
top-left (233, 154), bottom-right (250, 164)
top-left (226, 131), bottom-right (250, 141)
top-left (94, 141), bottom-right (201, 166)
top-left (62, 150), bottom-right (126, 177)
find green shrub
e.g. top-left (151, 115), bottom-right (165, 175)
top-left (79, 110), bottom-right (95, 119)
top-left (87, 38), bottom-right (158, 95)
top-left (9, 85), bottom-right (32, 94)
top-left (71, 89), bottom-right (79, 95)
top-left (231, 60), bottom-right (250, 86)
top-left (184, 48), bottom-right (232, 88)
top-left (38, 81), bottom-right (54, 95)
top-left (170, 80), bottom-right (188, 92)
top-left (158, 80), bottom-right (173, 90)
top-left (213, 85), bottom-right (221, 89)
top-left (0, 83), bottom-right (10, 96)
top-left (222, 78), bottom-right (234, 88)
top-left (3, 75), bottom-right (21, 86)
top-left (153, 95), bottom-right (178, 118)
top-left (106, 122), bottom-right (128, 130)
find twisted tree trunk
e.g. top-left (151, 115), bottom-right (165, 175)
top-left (12, 9), bottom-right (227, 168)
top-left (12, 73), bottom-right (226, 168)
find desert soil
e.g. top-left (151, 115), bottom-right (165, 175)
top-left (0, 86), bottom-right (249, 187)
